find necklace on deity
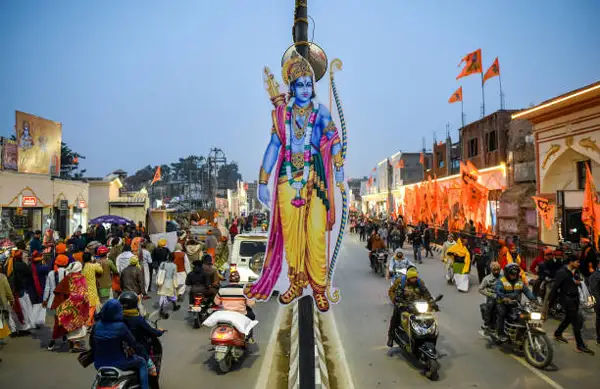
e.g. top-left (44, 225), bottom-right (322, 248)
top-left (293, 112), bottom-right (310, 140)
top-left (284, 97), bottom-right (319, 208)
top-left (293, 102), bottom-right (312, 116)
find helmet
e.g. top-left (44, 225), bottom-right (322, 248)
top-left (505, 263), bottom-right (520, 277)
top-left (118, 291), bottom-right (139, 310)
top-left (229, 271), bottom-right (241, 283)
top-left (96, 245), bottom-right (109, 256)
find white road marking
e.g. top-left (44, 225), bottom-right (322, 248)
top-left (510, 355), bottom-right (565, 389)
top-left (326, 310), bottom-right (357, 389)
top-left (254, 304), bottom-right (286, 389)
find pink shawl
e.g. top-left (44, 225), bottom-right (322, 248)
top-left (246, 103), bottom-right (339, 300)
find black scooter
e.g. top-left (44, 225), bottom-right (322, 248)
top-left (92, 313), bottom-right (165, 389)
top-left (392, 295), bottom-right (443, 381)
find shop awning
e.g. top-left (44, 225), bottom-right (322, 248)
top-left (89, 215), bottom-right (133, 225)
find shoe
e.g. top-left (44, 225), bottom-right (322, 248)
top-left (247, 337), bottom-right (256, 344)
top-left (596, 340), bottom-right (600, 346)
top-left (575, 346), bottom-right (595, 355)
top-left (554, 335), bottom-right (569, 344)
top-left (47, 340), bottom-right (56, 351)
top-left (387, 338), bottom-right (394, 348)
top-left (173, 304), bottom-right (181, 312)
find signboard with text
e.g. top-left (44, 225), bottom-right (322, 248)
top-left (21, 196), bottom-right (38, 207)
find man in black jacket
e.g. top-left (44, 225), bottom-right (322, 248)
top-left (579, 237), bottom-right (598, 286)
top-left (588, 262), bottom-right (600, 346)
top-left (549, 255), bottom-right (594, 354)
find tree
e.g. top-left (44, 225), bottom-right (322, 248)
top-left (123, 165), bottom-right (154, 191)
top-left (218, 162), bottom-right (242, 190)
top-left (60, 142), bottom-right (86, 179)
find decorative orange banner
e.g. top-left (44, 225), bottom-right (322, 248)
top-left (396, 159), bottom-right (405, 169)
top-left (483, 57), bottom-right (500, 83)
top-left (448, 86), bottom-right (463, 103)
top-left (532, 196), bottom-right (555, 230)
top-left (456, 49), bottom-right (482, 80)
top-left (151, 166), bottom-right (162, 185)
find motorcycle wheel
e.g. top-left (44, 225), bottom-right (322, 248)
top-left (524, 333), bottom-right (553, 369)
top-left (193, 313), bottom-right (201, 329)
top-left (425, 359), bottom-right (439, 381)
top-left (218, 354), bottom-right (233, 373)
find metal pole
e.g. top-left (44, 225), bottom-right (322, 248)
top-left (293, 0), bottom-right (309, 59)
top-left (498, 73), bottom-right (505, 109)
top-left (292, 2), bottom-right (316, 389)
top-left (481, 72), bottom-right (486, 117)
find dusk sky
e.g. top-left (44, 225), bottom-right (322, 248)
top-left (1, 0), bottom-right (599, 181)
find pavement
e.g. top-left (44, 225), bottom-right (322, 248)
top-left (329, 235), bottom-right (599, 389)
top-left (0, 289), bottom-right (280, 389)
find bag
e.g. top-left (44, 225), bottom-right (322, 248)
top-left (32, 304), bottom-right (47, 326)
top-left (156, 263), bottom-right (166, 287)
top-left (77, 349), bottom-right (94, 368)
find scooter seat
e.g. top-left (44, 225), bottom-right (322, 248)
top-left (98, 367), bottom-right (137, 377)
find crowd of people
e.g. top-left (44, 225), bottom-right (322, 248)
top-left (354, 212), bottom-right (600, 356)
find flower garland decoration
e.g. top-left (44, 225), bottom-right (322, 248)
top-left (284, 97), bottom-right (319, 207)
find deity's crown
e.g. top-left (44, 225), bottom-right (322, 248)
top-left (282, 53), bottom-right (314, 85)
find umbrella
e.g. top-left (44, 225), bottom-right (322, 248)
top-left (89, 215), bottom-right (133, 225)
top-left (0, 238), bottom-right (15, 249)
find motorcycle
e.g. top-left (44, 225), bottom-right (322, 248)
top-left (370, 249), bottom-right (388, 277)
top-left (392, 295), bottom-right (443, 381)
top-left (92, 313), bottom-right (165, 389)
top-left (480, 301), bottom-right (553, 369)
top-left (205, 310), bottom-right (258, 373)
top-left (189, 293), bottom-right (218, 329)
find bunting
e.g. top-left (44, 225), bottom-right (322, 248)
top-left (456, 49), bottom-right (482, 80)
top-left (531, 196), bottom-right (555, 230)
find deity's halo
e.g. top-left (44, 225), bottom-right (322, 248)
top-left (281, 42), bottom-right (328, 83)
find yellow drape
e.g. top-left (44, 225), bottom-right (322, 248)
top-left (447, 238), bottom-right (470, 274)
top-left (277, 171), bottom-right (327, 291)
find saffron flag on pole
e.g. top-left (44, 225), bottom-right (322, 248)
top-left (581, 164), bottom-right (600, 243)
top-left (531, 196), bottom-right (555, 230)
top-left (448, 86), bottom-right (463, 104)
top-left (396, 159), bottom-right (405, 169)
top-left (456, 49), bottom-right (483, 80)
top-left (483, 57), bottom-right (500, 84)
top-left (151, 166), bottom-right (161, 185)
top-left (419, 152), bottom-right (425, 165)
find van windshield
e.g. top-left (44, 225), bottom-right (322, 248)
top-left (239, 241), bottom-right (267, 257)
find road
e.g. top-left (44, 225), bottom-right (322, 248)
top-left (331, 235), bottom-right (599, 389)
top-left (0, 290), bottom-right (280, 388)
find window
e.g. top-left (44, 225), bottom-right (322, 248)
top-left (577, 160), bottom-right (591, 190)
top-left (486, 130), bottom-right (498, 152)
top-left (468, 138), bottom-right (479, 158)
top-left (437, 152), bottom-right (445, 168)
top-left (239, 241), bottom-right (267, 257)
top-left (451, 159), bottom-right (460, 171)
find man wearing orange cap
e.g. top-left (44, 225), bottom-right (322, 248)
top-left (579, 237), bottom-right (598, 286)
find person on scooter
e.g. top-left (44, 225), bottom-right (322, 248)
top-left (386, 250), bottom-right (415, 284)
top-left (185, 254), bottom-right (220, 305)
top-left (90, 299), bottom-right (150, 389)
top-left (386, 267), bottom-right (435, 348)
top-left (214, 270), bottom-right (257, 343)
top-left (119, 292), bottom-right (165, 388)
top-left (494, 263), bottom-right (536, 342)
top-left (369, 234), bottom-right (386, 269)
top-left (478, 262), bottom-right (501, 333)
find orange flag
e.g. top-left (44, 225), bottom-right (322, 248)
top-left (151, 166), bottom-right (161, 185)
top-left (419, 152), bottom-right (425, 165)
top-left (448, 86), bottom-right (463, 104)
top-left (581, 164), bottom-right (600, 241)
top-left (456, 49), bottom-right (482, 80)
top-left (396, 159), bottom-right (405, 169)
top-left (483, 57), bottom-right (500, 84)
top-left (532, 196), bottom-right (555, 230)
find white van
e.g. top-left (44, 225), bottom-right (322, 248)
top-left (229, 231), bottom-right (268, 283)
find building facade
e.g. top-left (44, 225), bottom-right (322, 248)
top-left (513, 81), bottom-right (600, 244)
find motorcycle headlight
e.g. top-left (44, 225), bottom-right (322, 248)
top-left (415, 302), bottom-right (429, 314)
top-left (530, 312), bottom-right (542, 321)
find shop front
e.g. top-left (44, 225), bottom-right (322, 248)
top-left (0, 171), bottom-right (89, 240)
top-left (513, 81), bottom-right (600, 244)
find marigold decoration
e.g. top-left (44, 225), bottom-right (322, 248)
top-left (456, 49), bottom-right (482, 80)
top-left (531, 196), bottom-right (555, 230)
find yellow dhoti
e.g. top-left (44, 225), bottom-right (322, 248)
top-left (277, 170), bottom-right (327, 293)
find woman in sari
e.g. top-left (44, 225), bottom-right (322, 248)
top-left (49, 262), bottom-right (89, 352)
top-left (44, 255), bottom-right (69, 350)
